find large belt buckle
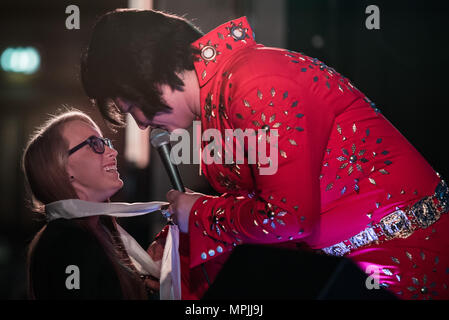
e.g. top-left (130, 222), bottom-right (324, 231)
top-left (410, 196), bottom-right (440, 229)
top-left (379, 209), bottom-right (413, 240)
top-left (435, 180), bottom-right (449, 212)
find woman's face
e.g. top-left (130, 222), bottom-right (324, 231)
top-left (62, 120), bottom-right (123, 202)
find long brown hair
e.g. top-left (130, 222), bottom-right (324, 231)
top-left (23, 109), bottom-right (148, 299)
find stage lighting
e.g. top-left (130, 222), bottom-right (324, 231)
top-left (1, 47), bottom-right (40, 74)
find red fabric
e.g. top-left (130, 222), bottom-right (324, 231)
top-left (172, 17), bottom-right (447, 299)
top-left (154, 225), bottom-right (230, 299)
top-left (348, 212), bottom-right (449, 299)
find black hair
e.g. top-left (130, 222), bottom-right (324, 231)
top-left (80, 9), bottom-right (203, 127)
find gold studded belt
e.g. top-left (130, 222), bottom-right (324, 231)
top-left (322, 180), bottom-right (449, 257)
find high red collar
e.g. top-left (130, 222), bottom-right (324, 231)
top-left (191, 16), bottom-right (256, 87)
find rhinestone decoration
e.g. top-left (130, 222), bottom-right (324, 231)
top-left (210, 207), bottom-right (227, 236)
top-left (226, 21), bottom-right (250, 41)
top-left (324, 122), bottom-right (392, 195)
top-left (322, 243), bottom-right (350, 257)
top-left (218, 98), bottom-right (229, 120)
top-left (364, 96), bottom-right (382, 114)
top-left (217, 171), bottom-right (240, 190)
top-left (198, 40), bottom-right (221, 65)
top-left (349, 227), bottom-right (379, 247)
top-left (257, 202), bottom-right (287, 230)
top-left (379, 209), bottom-right (413, 239)
top-left (204, 92), bottom-right (216, 121)
top-left (411, 196), bottom-right (441, 228)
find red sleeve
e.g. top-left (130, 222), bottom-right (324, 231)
top-left (187, 74), bottom-right (339, 268)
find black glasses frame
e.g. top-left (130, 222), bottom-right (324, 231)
top-left (68, 135), bottom-right (114, 156)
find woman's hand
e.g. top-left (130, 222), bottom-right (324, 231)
top-left (144, 236), bottom-right (166, 293)
top-left (166, 188), bottom-right (205, 233)
top-left (147, 236), bottom-right (166, 262)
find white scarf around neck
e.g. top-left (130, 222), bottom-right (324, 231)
top-left (45, 199), bottom-right (181, 300)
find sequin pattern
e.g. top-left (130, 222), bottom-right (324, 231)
top-left (187, 18), bottom-right (448, 300)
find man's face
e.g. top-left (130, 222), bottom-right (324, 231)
top-left (114, 84), bottom-right (196, 132)
top-left (114, 97), bottom-right (153, 130)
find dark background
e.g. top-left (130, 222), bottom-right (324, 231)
top-left (0, 0), bottom-right (447, 299)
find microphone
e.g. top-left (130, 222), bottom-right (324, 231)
top-left (150, 128), bottom-right (185, 192)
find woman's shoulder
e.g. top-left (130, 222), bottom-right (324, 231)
top-left (33, 218), bottom-right (107, 265)
top-left (30, 218), bottom-right (123, 299)
top-left (37, 218), bottom-right (97, 250)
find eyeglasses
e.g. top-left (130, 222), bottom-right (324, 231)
top-left (68, 135), bottom-right (114, 156)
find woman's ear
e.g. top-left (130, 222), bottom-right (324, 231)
top-left (66, 163), bottom-right (75, 182)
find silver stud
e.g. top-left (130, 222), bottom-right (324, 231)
top-left (382, 268), bottom-right (393, 276)
top-left (406, 252), bottom-right (413, 261)
top-left (201, 45), bottom-right (217, 61)
top-left (391, 257), bottom-right (400, 264)
top-left (208, 249), bottom-right (215, 257)
top-left (201, 252), bottom-right (207, 260)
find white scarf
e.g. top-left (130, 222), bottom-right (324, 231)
top-left (45, 199), bottom-right (181, 300)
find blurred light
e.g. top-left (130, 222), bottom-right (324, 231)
top-left (311, 35), bottom-right (325, 49)
top-left (1, 47), bottom-right (40, 74)
top-left (124, 0), bottom-right (153, 169)
top-left (125, 114), bottom-right (150, 169)
top-left (128, 0), bottom-right (153, 9)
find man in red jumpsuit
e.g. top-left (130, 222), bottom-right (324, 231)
top-left (82, 10), bottom-right (449, 300)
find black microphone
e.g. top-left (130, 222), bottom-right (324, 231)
top-left (150, 128), bottom-right (185, 192)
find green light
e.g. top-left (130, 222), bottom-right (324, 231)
top-left (1, 47), bottom-right (40, 74)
